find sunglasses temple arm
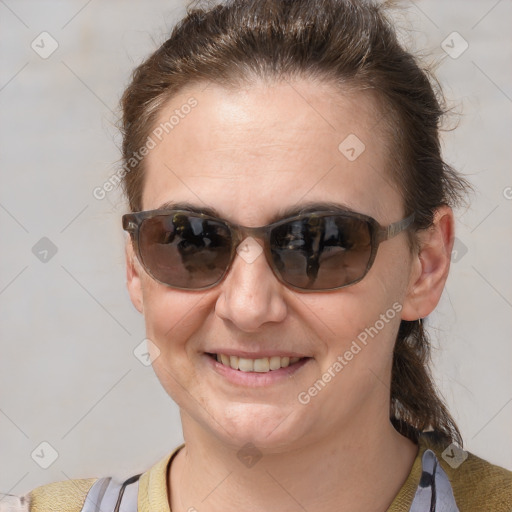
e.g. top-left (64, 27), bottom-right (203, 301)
top-left (382, 212), bottom-right (416, 241)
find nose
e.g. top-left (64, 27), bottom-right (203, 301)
top-left (214, 236), bottom-right (288, 332)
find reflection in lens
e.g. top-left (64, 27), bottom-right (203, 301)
top-left (140, 214), bottom-right (232, 288)
top-left (270, 215), bottom-right (372, 289)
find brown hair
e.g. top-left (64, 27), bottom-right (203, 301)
top-left (120, 0), bottom-right (469, 446)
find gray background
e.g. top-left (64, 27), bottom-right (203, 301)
top-left (0, 0), bottom-right (511, 496)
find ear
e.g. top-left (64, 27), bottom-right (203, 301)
top-left (125, 237), bottom-right (144, 314)
top-left (401, 205), bottom-right (454, 321)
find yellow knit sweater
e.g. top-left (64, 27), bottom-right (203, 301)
top-left (18, 434), bottom-right (512, 511)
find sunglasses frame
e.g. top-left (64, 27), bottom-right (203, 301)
top-left (122, 208), bottom-right (415, 292)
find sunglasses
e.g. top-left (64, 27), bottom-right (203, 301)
top-left (122, 208), bottom-right (415, 292)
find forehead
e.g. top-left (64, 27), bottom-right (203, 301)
top-left (142, 79), bottom-right (402, 224)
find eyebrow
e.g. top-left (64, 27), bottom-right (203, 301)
top-left (155, 200), bottom-right (355, 224)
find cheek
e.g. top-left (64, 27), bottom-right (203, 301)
top-left (140, 282), bottom-right (209, 401)
top-left (313, 292), bottom-right (402, 351)
top-left (307, 254), bottom-right (410, 365)
top-left (140, 278), bottom-right (202, 350)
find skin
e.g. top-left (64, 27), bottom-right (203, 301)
top-left (125, 78), bottom-right (454, 512)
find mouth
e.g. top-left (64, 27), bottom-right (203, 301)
top-left (205, 352), bottom-right (311, 373)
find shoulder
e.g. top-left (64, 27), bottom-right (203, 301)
top-left (29, 478), bottom-right (97, 512)
top-left (0, 478), bottom-right (96, 512)
top-left (1, 444), bottom-right (185, 512)
top-left (441, 449), bottom-right (512, 510)
top-left (423, 432), bottom-right (512, 511)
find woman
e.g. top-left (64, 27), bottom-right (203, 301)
top-left (5, 0), bottom-right (511, 510)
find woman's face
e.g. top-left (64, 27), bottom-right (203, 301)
top-left (126, 79), bottom-right (421, 451)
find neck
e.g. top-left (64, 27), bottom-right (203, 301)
top-left (168, 409), bottom-right (418, 512)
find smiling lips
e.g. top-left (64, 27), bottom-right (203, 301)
top-left (208, 353), bottom-right (307, 373)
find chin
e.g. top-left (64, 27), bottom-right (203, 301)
top-left (211, 403), bottom-right (309, 451)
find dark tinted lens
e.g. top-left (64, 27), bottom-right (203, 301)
top-left (139, 213), bottom-right (232, 288)
top-left (270, 214), bottom-right (372, 289)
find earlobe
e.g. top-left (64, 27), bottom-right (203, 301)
top-left (401, 206), bottom-right (454, 321)
top-left (125, 238), bottom-right (144, 314)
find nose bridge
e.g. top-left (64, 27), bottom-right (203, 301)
top-left (230, 223), bottom-right (272, 276)
top-left (231, 223), bottom-right (269, 246)
top-left (229, 223), bottom-right (272, 269)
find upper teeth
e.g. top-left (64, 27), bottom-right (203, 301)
top-left (216, 354), bottom-right (301, 372)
